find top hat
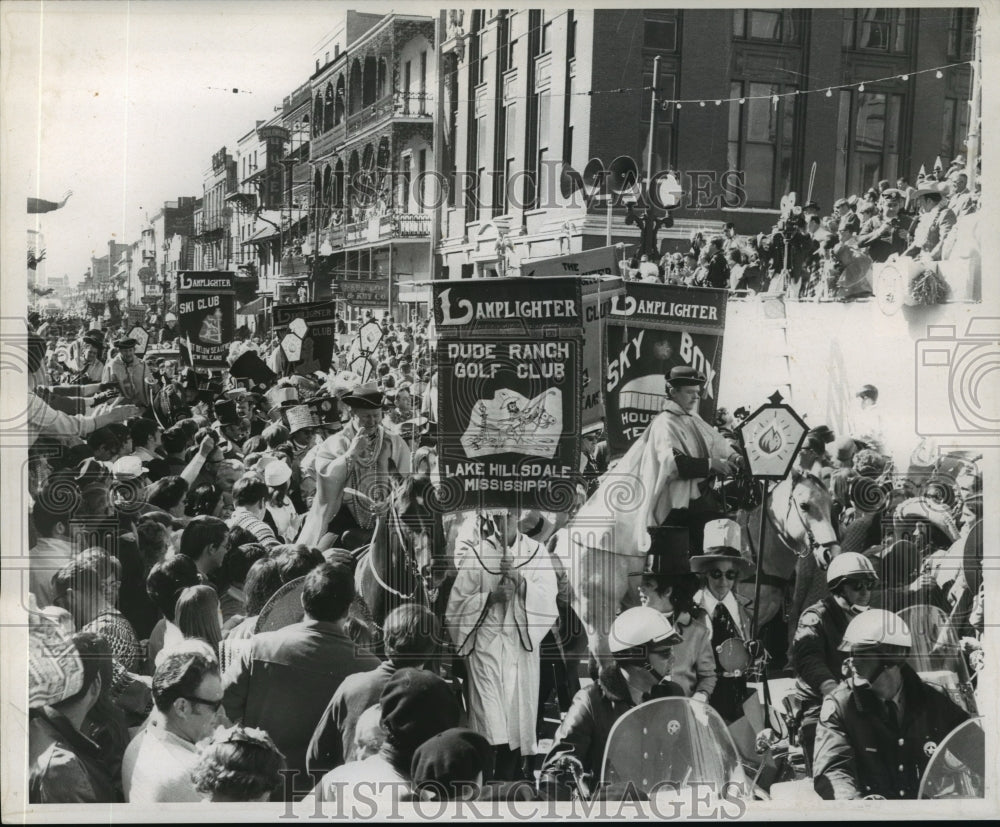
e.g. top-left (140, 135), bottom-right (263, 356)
top-left (342, 382), bottom-right (385, 410)
top-left (630, 526), bottom-right (692, 577)
top-left (230, 350), bottom-right (277, 393)
top-left (689, 519), bottom-right (752, 572)
top-left (265, 385), bottom-right (299, 413)
top-left (665, 366), bottom-right (705, 387)
top-left (308, 395), bottom-right (342, 429)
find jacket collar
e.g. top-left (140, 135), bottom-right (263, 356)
top-left (596, 665), bottom-right (634, 705)
top-left (35, 705), bottom-right (102, 757)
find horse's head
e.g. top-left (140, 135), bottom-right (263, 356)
top-left (395, 476), bottom-right (451, 590)
top-left (783, 467), bottom-right (841, 568)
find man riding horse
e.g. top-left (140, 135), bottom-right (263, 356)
top-left (560, 365), bottom-right (743, 664)
top-left (299, 382), bottom-right (412, 550)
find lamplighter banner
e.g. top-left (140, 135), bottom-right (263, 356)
top-left (176, 271), bottom-right (236, 368)
top-left (432, 278), bottom-right (583, 511)
top-left (605, 283), bottom-right (727, 457)
top-left (273, 299), bottom-right (337, 372)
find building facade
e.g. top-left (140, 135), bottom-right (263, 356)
top-left (436, 8), bottom-right (976, 277)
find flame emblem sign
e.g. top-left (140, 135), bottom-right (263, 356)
top-left (759, 426), bottom-right (783, 454)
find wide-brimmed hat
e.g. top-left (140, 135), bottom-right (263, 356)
top-left (913, 181), bottom-right (946, 200)
top-left (665, 366), bottom-right (705, 387)
top-left (690, 518), bottom-right (752, 572)
top-left (630, 525), bottom-right (692, 577)
top-left (342, 382), bottom-right (385, 410)
top-left (114, 336), bottom-right (138, 350)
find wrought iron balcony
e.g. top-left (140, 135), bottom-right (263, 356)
top-left (345, 91), bottom-right (434, 135)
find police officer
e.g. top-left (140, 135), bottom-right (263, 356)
top-left (813, 609), bottom-right (969, 800)
top-left (538, 607), bottom-right (683, 799)
top-left (791, 552), bottom-right (879, 772)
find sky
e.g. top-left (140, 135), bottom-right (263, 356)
top-left (4, 0), bottom-right (399, 285)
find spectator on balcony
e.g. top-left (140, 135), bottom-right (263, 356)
top-left (703, 237), bottom-right (729, 290)
top-left (903, 182), bottom-right (956, 261)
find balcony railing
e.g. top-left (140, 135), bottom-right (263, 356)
top-left (346, 91), bottom-right (434, 135)
top-left (344, 211), bottom-right (431, 246)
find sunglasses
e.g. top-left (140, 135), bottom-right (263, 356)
top-left (183, 695), bottom-right (224, 713)
top-left (843, 578), bottom-right (877, 591)
top-left (708, 569), bottom-right (739, 581)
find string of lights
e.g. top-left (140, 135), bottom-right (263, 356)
top-left (431, 59), bottom-right (972, 104)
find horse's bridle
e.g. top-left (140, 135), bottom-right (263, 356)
top-left (365, 488), bottom-right (436, 603)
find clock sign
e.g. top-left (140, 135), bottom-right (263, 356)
top-left (735, 391), bottom-right (809, 479)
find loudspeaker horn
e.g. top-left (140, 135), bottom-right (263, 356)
top-left (608, 155), bottom-right (640, 196)
top-left (582, 158), bottom-right (607, 197)
top-left (559, 162), bottom-right (585, 199)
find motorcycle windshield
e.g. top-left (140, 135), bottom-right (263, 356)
top-left (897, 604), bottom-right (976, 714)
top-left (918, 718), bottom-right (985, 799)
top-left (600, 698), bottom-right (748, 798)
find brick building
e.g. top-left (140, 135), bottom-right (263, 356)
top-left (436, 8), bottom-right (976, 277)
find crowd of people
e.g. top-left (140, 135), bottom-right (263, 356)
top-left (23, 293), bottom-right (984, 807)
top-left (622, 155), bottom-right (980, 301)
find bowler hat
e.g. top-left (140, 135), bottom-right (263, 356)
top-left (665, 366), bottom-right (705, 387)
top-left (342, 382), bottom-right (385, 410)
top-left (630, 526), bottom-right (692, 577)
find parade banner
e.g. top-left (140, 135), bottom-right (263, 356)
top-left (605, 283), bottom-right (727, 457)
top-left (273, 299), bottom-right (337, 372)
top-left (522, 245), bottom-right (621, 278)
top-left (433, 278), bottom-right (583, 511)
top-left (176, 271), bottom-right (236, 368)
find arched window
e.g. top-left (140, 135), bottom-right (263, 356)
top-left (313, 93), bottom-right (323, 136)
top-left (348, 151), bottom-right (361, 211)
top-left (323, 165), bottom-right (333, 209)
top-left (335, 75), bottom-right (346, 125)
top-left (377, 57), bottom-right (388, 100)
top-left (363, 56), bottom-right (377, 106)
top-left (348, 60), bottom-right (362, 115)
top-left (324, 83), bottom-right (334, 133)
top-left (334, 159), bottom-right (346, 209)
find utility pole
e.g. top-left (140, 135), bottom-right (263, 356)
top-left (428, 10), bottom-right (445, 300)
top-left (966, 15), bottom-right (981, 190)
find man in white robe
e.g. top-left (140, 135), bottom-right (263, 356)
top-left (446, 509), bottom-right (558, 781)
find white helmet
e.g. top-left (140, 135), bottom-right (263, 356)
top-left (838, 609), bottom-right (912, 653)
top-left (609, 607), bottom-right (681, 654)
top-left (826, 552), bottom-right (879, 590)
top-left (165, 312), bottom-right (178, 323)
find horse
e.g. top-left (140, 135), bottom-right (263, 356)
top-left (734, 468), bottom-right (841, 649)
top-left (558, 464), bottom-right (840, 667)
top-left (351, 475), bottom-right (452, 650)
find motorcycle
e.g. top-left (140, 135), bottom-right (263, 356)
top-left (917, 718), bottom-right (985, 799)
top-left (898, 603), bottom-right (978, 715)
top-left (555, 698), bottom-right (751, 808)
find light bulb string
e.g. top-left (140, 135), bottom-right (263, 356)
top-left (658, 60), bottom-right (971, 110)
